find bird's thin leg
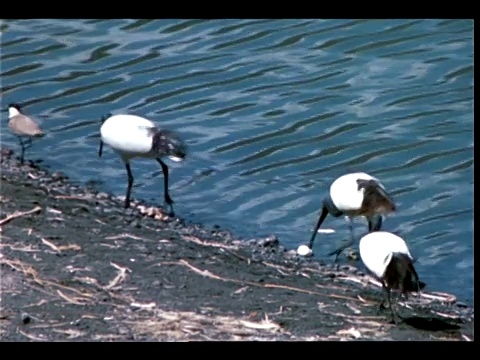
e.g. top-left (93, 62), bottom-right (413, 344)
top-left (376, 283), bottom-right (389, 315)
top-left (156, 158), bottom-right (175, 217)
top-left (368, 215), bottom-right (383, 232)
top-left (25, 137), bottom-right (33, 149)
top-left (17, 136), bottom-right (25, 165)
top-left (124, 163), bottom-right (134, 209)
top-left (328, 217), bottom-right (355, 262)
top-left (377, 283), bottom-right (400, 324)
top-left (387, 288), bottom-right (401, 324)
top-left (349, 216), bottom-right (354, 241)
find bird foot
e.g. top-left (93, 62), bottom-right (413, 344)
top-left (376, 302), bottom-right (386, 316)
top-left (164, 196), bottom-right (175, 217)
top-left (388, 314), bottom-right (402, 325)
top-left (327, 249), bottom-right (343, 263)
top-left (164, 203), bottom-right (175, 218)
top-left (377, 302), bottom-right (402, 324)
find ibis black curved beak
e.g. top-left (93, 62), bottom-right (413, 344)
top-left (98, 114), bottom-right (107, 158)
top-left (98, 140), bottom-right (104, 158)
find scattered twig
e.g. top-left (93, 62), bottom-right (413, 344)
top-left (105, 233), bottom-right (146, 241)
top-left (130, 302), bottom-right (156, 310)
top-left (182, 235), bottom-right (239, 250)
top-left (41, 238), bottom-right (81, 253)
top-left (1, 257), bottom-right (96, 301)
top-left (340, 274), bottom-right (457, 304)
top-left (52, 195), bottom-right (87, 201)
top-left (321, 309), bottom-right (387, 322)
top-left (336, 326), bottom-right (361, 339)
top-left (345, 303), bottom-right (362, 315)
top-left (103, 262), bottom-right (131, 290)
top-left (41, 238), bottom-right (60, 252)
top-left (357, 295), bottom-right (368, 303)
top-left (29, 321), bottom-right (74, 329)
top-left (433, 311), bottom-right (462, 320)
top-left (421, 292), bottom-right (457, 304)
top-left (46, 207), bottom-right (62, 214)
top-left (56, 290), bottom-right (91, 305)
top-left (233, 286), bottom-right (249, 295)
top-left (178, 259), bottom-right (364, 302)
top-left (0, 243), bottom-right (40, 252)
top-left (51, 329), bottom-right (86, 339)
top-left (18, 329), bottom-right (49, 341)
top-left (338, 274), bottom-right (382, 288)
top-left (239, 317), bottom-right (280, 331)
top-left (0, 206), bottom-right (42, 226)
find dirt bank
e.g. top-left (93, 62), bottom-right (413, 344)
top-left (0, 147), bottom-right (474, 341)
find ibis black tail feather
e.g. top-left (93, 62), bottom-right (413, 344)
top-left (385, 252), bottom-right (425, 293)
top-left (98, 113), bottom-right (111, 158)
top-left (357, 178), bottom-right (396, 214)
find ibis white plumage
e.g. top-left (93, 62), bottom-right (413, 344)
top-left (5, 103), bottom-right (45, 164)
top-left (359, 231), bottom-right (425, 323)
top-left (307, 172), bottom-right (396, 259)
top-left (98, 113), bottom-right (187, 216)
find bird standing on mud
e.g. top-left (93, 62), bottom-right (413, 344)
top-left (359, 231), bottom-right (425, 323)
top-left (306, 172), bottom-right (396, 260)
top-left (6, 103), bottom-right (45, 165)
top-left (98, 113), bottom-right (187, 216)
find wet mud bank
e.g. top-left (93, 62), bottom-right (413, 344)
top-left (0, 147), bottom-right (474, 341)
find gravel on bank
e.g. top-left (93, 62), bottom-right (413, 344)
top-left (0, 147), bottom-right (474, 341)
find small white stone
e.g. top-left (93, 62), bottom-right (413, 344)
top-left (297, 245), bottom-right (313, 256)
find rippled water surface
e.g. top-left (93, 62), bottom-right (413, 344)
top-left (1, 19), bottom-right (473, 305)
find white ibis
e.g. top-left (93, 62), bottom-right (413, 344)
top-left (307, 172), bottom-right (396, 259)
top-left (359, 230), bottom-right (425, 323)
top-left (98, 113), bottom-right (186, 216)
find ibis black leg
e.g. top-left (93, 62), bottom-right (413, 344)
top-left (328, 217), bottom-right (355, 262)
top-left (387, 288), bottom-right (401, 324)
top-left (377, 283), bottom-right (389, 315)
top-left (124, 163), bottom-right (134, 209)
top-left (368, 215), bottom-right (383, 232)
top-left (98, 141), bottom-right (104, 158)
top-left (377, 283), bottom-right (400, 324)
top-left (156, 158), bottom-right (175, 217)
top-left (328, 238), bottom-right (356, 262)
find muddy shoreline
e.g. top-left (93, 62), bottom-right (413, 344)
top-left (0, 147), bottom-right (474, 341)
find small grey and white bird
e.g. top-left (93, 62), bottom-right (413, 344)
top-left (98, 113), bottom-right (187, 216)
top-left (359, 231), bottom-right (426, 323)
top-left (6, 103), bottom-right (45, 164)
top-left (307, 172), bottom-right (396, 260)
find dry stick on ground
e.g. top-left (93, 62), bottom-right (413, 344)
top-left (182, 235), bottom-right (240, 250)
top-left (0, 206), bottom-right (42, 226)
top-left (1, 258), bottom-right (95, 301)
top-left (103, 262), bottom-right (131, 290)
top-left (52, 195), bottom-right (89, 201)
top-left (1, 257), bottom-right (137, 311)
top-left (40, 238), bottom-right (81, 253)
top-left (177, 259), bottom-right (362, 302)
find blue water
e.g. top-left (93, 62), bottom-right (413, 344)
top-left (0, 19), bottom-right (473, 305)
